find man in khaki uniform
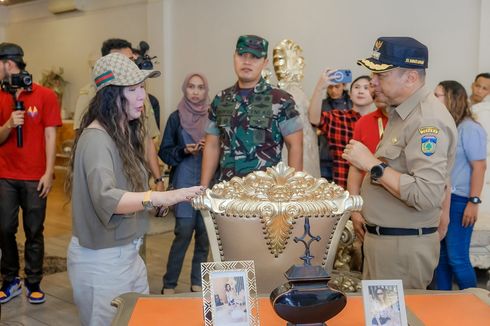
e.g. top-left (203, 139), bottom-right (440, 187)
top-left (343, 37), bottom-right (457, 289)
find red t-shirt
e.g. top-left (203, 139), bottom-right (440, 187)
top-left (352, 107), bottom-right (388, 153)
top-left (0, 83), bottom-right (62, 180)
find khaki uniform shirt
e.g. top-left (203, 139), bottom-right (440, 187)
top-left (361, 86), bottom-right (457, 228)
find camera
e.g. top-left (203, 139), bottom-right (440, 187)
top-left (134, 41), bottom-right (157, 70)
top-left (1, 70), bottom-right (33, 93)
top-left (329, 69), bottom-right (352, 84)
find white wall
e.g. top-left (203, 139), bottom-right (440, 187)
top-left (163, 0), bottom-right (483, 116)
top-left (0, 0), bottom-right (488, 121)
top-left (479, 0), bottom-right (490, 73)
top-left (1, 0), bottom-right (152, 116)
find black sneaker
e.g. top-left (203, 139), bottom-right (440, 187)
top-left (25, 281), bottom-right (46, 304)
top-left (0, 277), bottom-right (22, 304)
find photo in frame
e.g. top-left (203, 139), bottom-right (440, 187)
top-left (201, 260), bottom-right (259, 326)
top-left (361, 280), bottom-right (408, 326)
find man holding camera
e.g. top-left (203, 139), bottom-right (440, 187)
top-left (200, 35), bottom-right (303, 186)
top-left (0, 42), bottom-right (62, 304)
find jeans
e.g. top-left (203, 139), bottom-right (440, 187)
top-left (68, 236), bottom-right (149, 326)
top-left (0, 179), bottom-right (46, 284)
top-left (163, 212), bottom-right (209, 289)
top-left (435, 194), bottom-right (477, 290)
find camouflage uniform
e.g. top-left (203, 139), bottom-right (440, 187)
top-left (207, 78), bottom-right (302, 181)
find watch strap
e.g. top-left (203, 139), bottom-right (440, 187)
top-left (142, 190), bottom-right (154, 210)
top-left (468, 196), bottom-right (482, 204)
top-left (155, 176), bottom-right (164, 184)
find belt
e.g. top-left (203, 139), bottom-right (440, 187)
top-left (365, 225), bottom-right (438, 236)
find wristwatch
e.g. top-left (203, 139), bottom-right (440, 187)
top-left (468, 196), bottom-right (482, 204)
top-left (142, 190), bottom-right (154, 211)
top-left (370, 162), bottom-right (389, 181)
top-left (154, 176), bottom-right (164, 184)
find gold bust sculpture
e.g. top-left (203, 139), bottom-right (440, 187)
top-left (273, 39), bottom-right (321, 178)
top-left (273, 39), bottom-right (305, 89)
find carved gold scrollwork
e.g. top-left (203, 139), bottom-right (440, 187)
top-left (192, 163), bottom-right (362, 257)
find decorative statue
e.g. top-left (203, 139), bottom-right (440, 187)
top-left (39, 67), bottom-right (67, 106)
top-left (261, 67), bottom-right (274, 85)
top-left (273, 39), bottom-right (320, 178)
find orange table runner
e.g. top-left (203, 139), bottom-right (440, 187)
top-left (129, 293), bottom-right (490, 325)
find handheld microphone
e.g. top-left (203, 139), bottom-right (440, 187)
top-left (14, 100), bottom-right (24, 147)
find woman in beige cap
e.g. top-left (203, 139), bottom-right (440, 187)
top-left (65, 53), bottom-right (204, 326)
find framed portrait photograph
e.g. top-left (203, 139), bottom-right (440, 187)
top-left (361, 280), bottom-right (408, 326)
top-left (201, 260), bottom-right (259, 326)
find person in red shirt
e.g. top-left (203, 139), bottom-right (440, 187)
top-left (0, 43), bottom-right (62, 304)
top-left (347, 90), bottom-right (388, 242)
top-left (310, 73), bottom-right (374, 188)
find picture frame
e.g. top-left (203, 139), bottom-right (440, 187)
top-left (361, 280), bottom-right (408, 326)
top-left (201, 260), bottom-right (259, 326)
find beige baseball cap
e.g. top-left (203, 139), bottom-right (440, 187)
top-left (92, 52), bottom-right (160, 91)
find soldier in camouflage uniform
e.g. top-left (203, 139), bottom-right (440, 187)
top-left (201, 35), bottom-right (303, 185)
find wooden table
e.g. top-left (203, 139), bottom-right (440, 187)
top-left (111, 288), bottom-right (490, 325)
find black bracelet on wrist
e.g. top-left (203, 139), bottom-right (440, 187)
top-left (155, 176), bottom-right (164, 184)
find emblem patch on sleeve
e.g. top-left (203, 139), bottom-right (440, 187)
top-left (421, 135), bottom-right (437, 156)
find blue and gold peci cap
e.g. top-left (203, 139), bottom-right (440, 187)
top-left (357, 37), bottom-right (428, 72)
top-left (236, 35), bottom-right (268, 58)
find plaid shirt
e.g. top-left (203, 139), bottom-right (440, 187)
top-left (319, 109), bottom-right (361, 188)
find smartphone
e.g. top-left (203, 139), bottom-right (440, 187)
top-left (329, 69), bottom-right (352, 84)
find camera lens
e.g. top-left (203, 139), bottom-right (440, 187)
top-left (22, 75), bottom-right (32, 86)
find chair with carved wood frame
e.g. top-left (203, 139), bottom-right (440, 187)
top-left (192, 163), bottom-right (362, 293)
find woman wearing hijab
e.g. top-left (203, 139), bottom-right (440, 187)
top-left (159, 73), bottom-right (210, 294)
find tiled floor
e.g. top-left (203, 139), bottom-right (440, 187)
top-left (1, 230), bottom-right (196, 325)
top-left (1, 170), bottom-right (198, 325)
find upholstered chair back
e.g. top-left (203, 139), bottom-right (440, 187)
top-left (193, 163), bottom-right (362, 293)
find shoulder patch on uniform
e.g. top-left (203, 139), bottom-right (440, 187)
top-left (421, 135), bottom-right (437, 156)
top-left (418, 126), bottom-right (439, 135)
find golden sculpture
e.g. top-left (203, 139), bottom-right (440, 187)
top-left (273, 39), bottom-right (321, 178)
top-left (330, 220), bottom-right (362, 292)
top-left (273, 39), bottom-right (305, 89)
top-left (261, 67), bottom-right (274, 84)
top-left (193, 163), bottom-right (362, 292)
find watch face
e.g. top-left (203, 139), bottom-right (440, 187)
top-left (142, 201), bottom-right (154, 210)
top-left (371, 165), bottom-right (383, 179)
top-left (469, 197), bottom-right (482, 204)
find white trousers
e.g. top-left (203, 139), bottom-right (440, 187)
top-left (67, 236), bottom-right (149, 326)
